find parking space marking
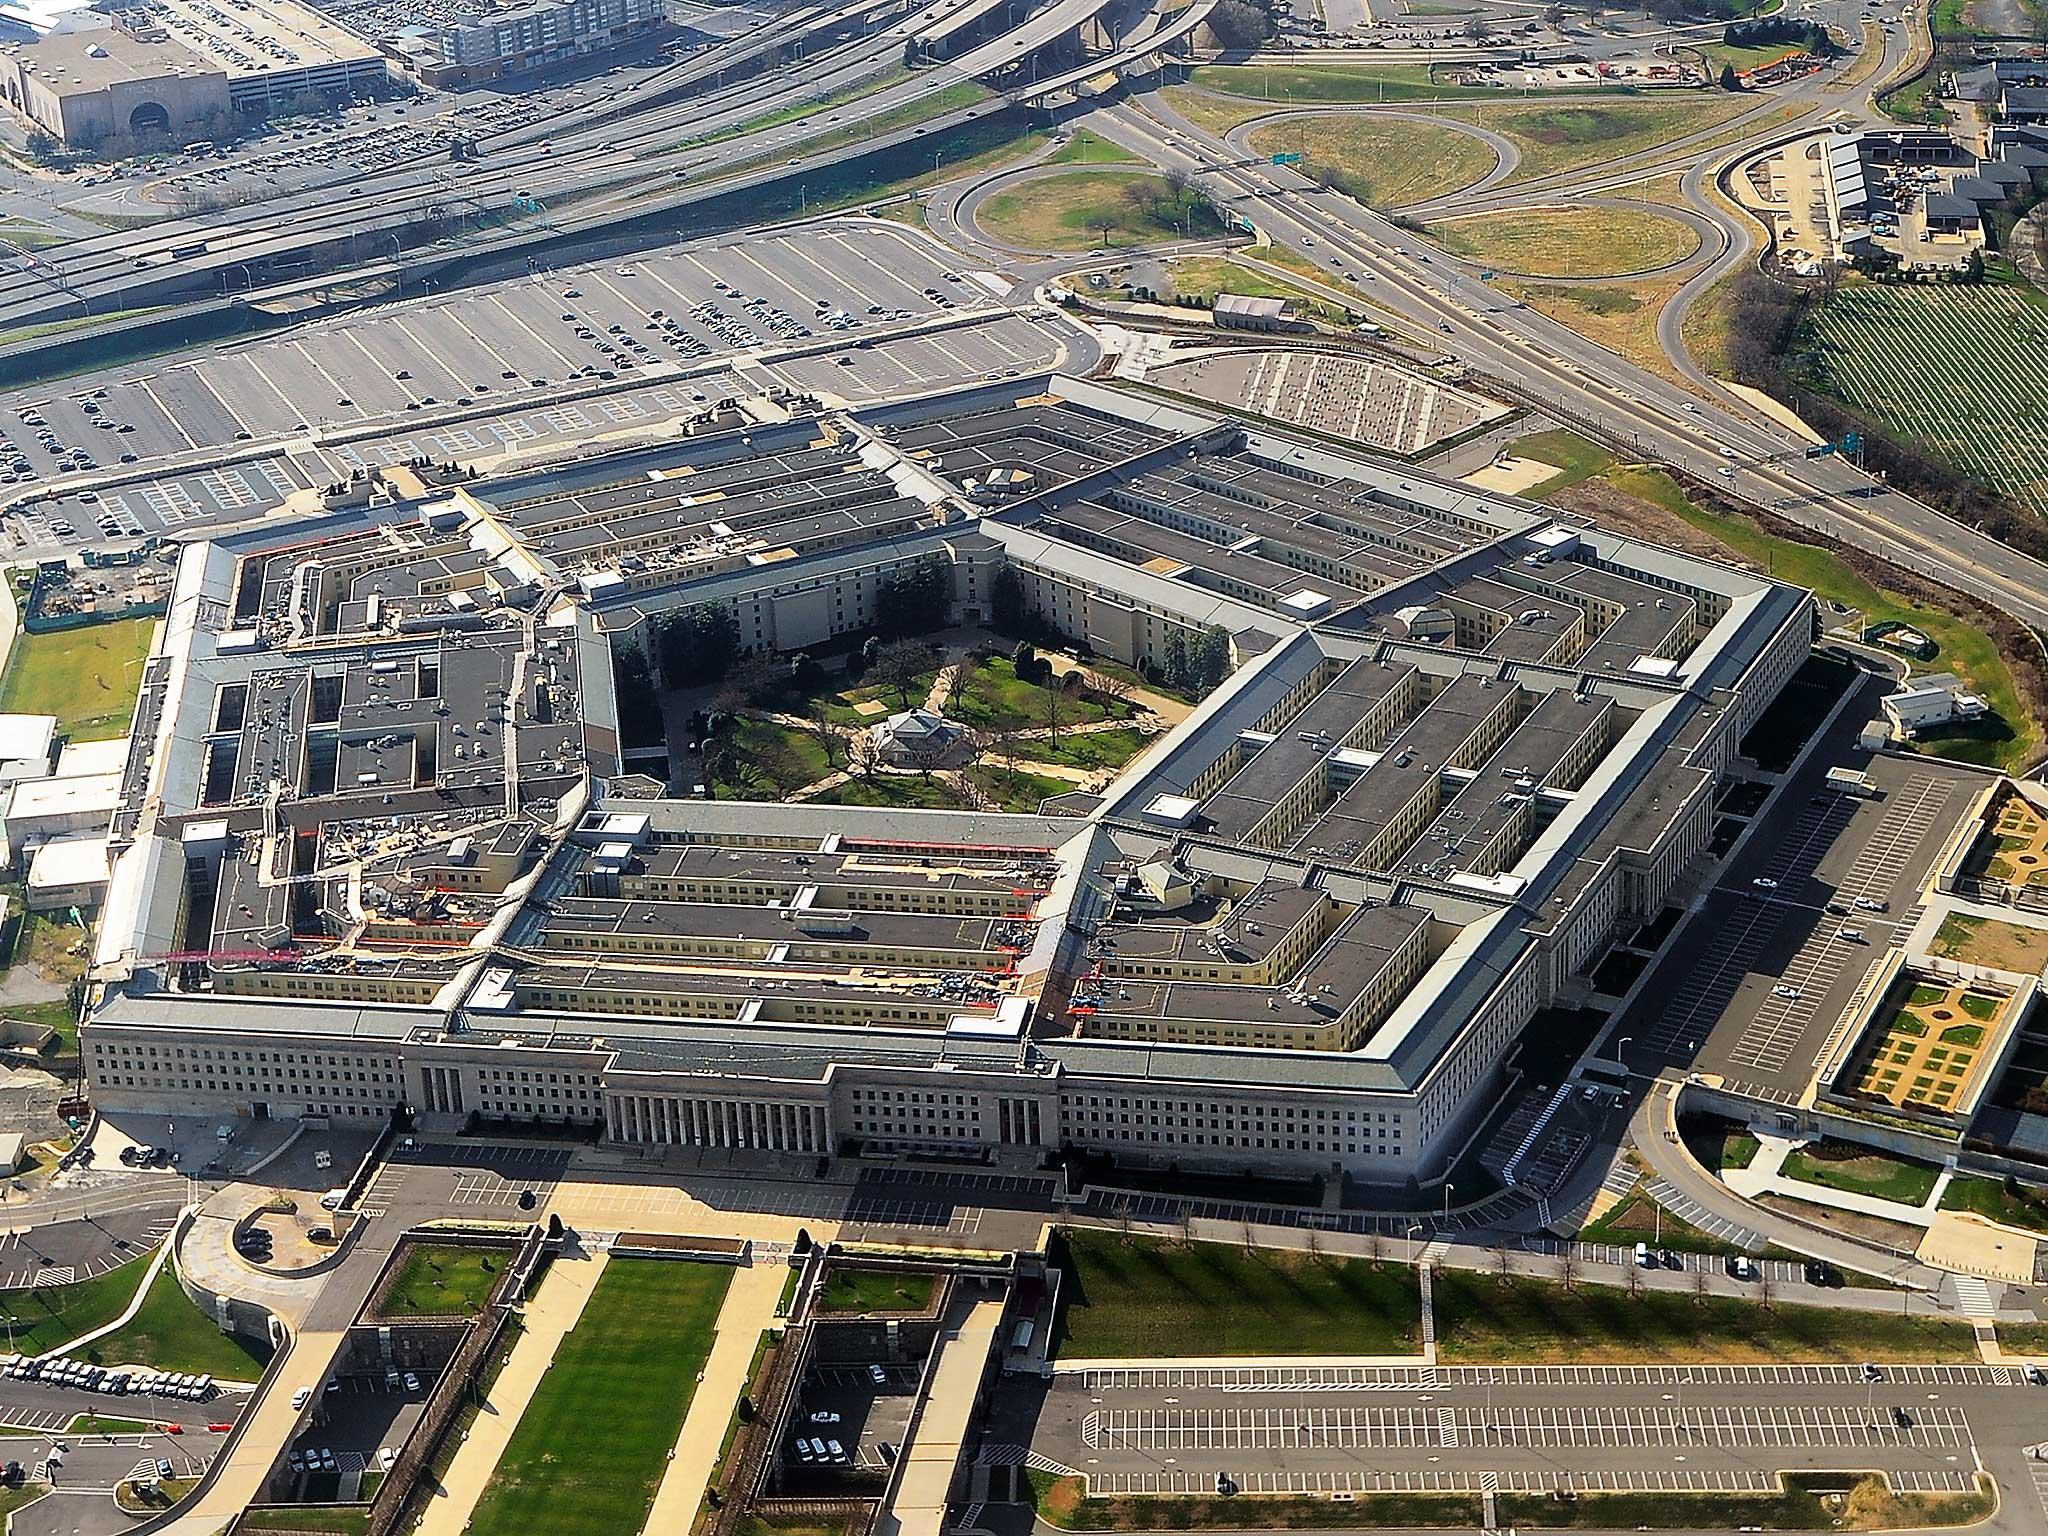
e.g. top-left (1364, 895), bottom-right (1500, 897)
top-left (1076, 1363), bottom-right (2021, 1390)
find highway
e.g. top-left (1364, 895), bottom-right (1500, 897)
top-left (1088, 80), bottom-right (2048, 632)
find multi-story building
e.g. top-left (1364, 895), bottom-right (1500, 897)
top-left (81, 376), bottom-right (1814, 1184)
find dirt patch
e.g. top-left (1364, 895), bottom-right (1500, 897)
top-left (1757, 1193), bottom-right (1926, 1251)
top-left (1549, 479), bottom-right (1744, 564)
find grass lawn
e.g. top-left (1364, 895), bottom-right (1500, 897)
top-left (1433, 1273), bottom-right (1974, 1364)
top-left (1938, 1174), bottom-right (2048, 1236)
top-left (468, 1258), bottom-right (732, 1536)
top-left (2, 994), bottom-right (81, 1061)
top-left (1048, 129), bottom-right (1138, 165)
top-left (0, 1254), bottom-right (151, 1357)
top-left (1244, 116), bottom-right (1494, 209)
top-left (1927, 913), bottom-right (2048, 973)
top-left (710, 715), bottom-right (833, 799)
top-left (1579, 1185), bottom-right (1743, 1257)
top-left (1439, 98), bottom-right (1753, 185)
top-left (968, 763), bottom-right (1076, 812)
top-left (0, 616), bottom-right (154, 740)
top-left (977, 170), bottom-right (1217, 251)
top-left (1008, 726), bottom-right (1150, 771)
top-left (380, 1243), bottom-right (504, 1318)
top-left (1998, 1320), bottom-right (2048, 1355)
top-left (1032, 1471), bottom-right (1480, 1529)
top-left (1780, 1143), bottom-right (1941, 1207)
top-left (1429, 205), bottom-right (1698, 278)
top-left (87, 1267), bottom-right (274, 1377)
top-left (1593, 463), bottom-right (2037, 770)
top-left (1679, 1115), bottom-right (1762, 1172)
top-left (1506, 429), bottom-right (1617, 498)
top-left (1052, 1231), bottom-right (1421, 1359)
top-left (810, 773), bottom-right (958, 809)
top-left (68, 1415), bottom-right (151, 1434)
top-left (235, 1507), bottom-right (369, 1533)
top-left (817, 1269), bottom-right (935, 1314)
top-left (1139, 255), bottom-right (1361, 325)
top-left (950, 656), bottom-right (1129, 733)
top-left (1500, 1474), bottom-right (1991, 1530)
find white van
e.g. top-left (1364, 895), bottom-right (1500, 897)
top-left (1633, 1242), bottom-right (1655, 1269)
top-left (319, 1188), bottom-right (347, 1210)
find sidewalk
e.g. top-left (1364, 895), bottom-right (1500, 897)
top-left (640, 1260), bottom-right (788, 1536)
top-left (414, 1250), bottom-right (609, 1536)
top-left (1724, 1132), bottom-right (1951, 1228)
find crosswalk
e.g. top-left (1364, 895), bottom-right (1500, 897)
top-left (1952, 1275), bottom-right (1998, 1316)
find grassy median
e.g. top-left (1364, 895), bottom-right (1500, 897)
top-left (467, 1258), bottom-right (732, 1536)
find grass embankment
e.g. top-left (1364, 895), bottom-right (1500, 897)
top-left (0, 615), bottom-right (154, 740)
top-left (89, 1267), bottom-right (274, 1377)
top-left (1048, 130), bottom-right (1139, 165)
top-left (1428, 205), bottom-right (1699, 278)
top-left (1522, 433), bottom-right (2037, 771)
top-left (1244, 117), bottom-right (1493, 209)
top-left (1052, 1230), bottom-right (1421, 1358)
top-left (1938, 1174), bottom-right (2048, 1235)
top-left (1185, 61), bottom-right (1512, 104)
top-left (380, 1243), bottom-right (504, 1318)
top-left (817, 1269), bottom-right (935, 1314)
top-left (1432, 1272), bottom-right (1974, 1364)
top-left (1051, 1232), bottom-right (1974, 1364)
top-left (467, 1259), bottom-right (732, 1536)
top-left (1028, 1469), bottom-right (1990, 1530)
top-left (0, 1255), bottom-right (151, 1357)
top-left (977, 170), bottom-right (1218, 251)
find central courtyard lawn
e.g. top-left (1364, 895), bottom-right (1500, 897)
top-left (467, 1258), bottom-right (732, 1536)
top-left (818, 1269), bottom-right (935, 1314)
top-left (1052, 1231), bottom-right (1421, 1359)
top-left (380, 1243), bottom-right (504, 1318)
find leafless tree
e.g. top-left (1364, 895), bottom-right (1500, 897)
top-left (938, 659), bottom-right (974, 709)
top-left (903, 736), bottom-right (952, 784)
top-left (1083, 668), bottom-right (1136, 709)
top-left (805, 705), bottom-right (838, 771)
top-left (1114, 1196), bottom-right (1134, 1244)
top-left (1240, 1215), bottom-right (1257, 1256)
top-left (1366, 1229), bottom-right (1385, 1269)
top-left (873, 638), bottom-right (935, 710)
top-left (1494, 1243), bottom-right (1513, 1281)
top-left (846, 731), bottom-right (884, 781)
top-left (1304, 1223), bottom-right (1323, 1264)
top-left (1042, 678), bottom-right (1065, 748)
top-left (1625, 1258), bottom-right (1642, 1298)
top-left (1755, 1265), bottom-right (1775, 1312)
top-left (1175, 1203), bottom-right (1194, 1248)
top-left (1691, 1263), bottom-right (1712, 1305)
top-left (1558, 1247), bottom-right (1579, 1292)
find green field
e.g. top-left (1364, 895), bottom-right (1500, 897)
top-left (0, 615), bottom-right (154, 740)
top-left (1008, 725), bottom-right (1151, 771)
top-left (1801, 279), bottom-right (2048, 518)
top-left (1433, 1273), bottom-right (1975, 1363)
top-left (1186, 61), bottom-right (1524, 104)
top-left (0, 1254), bottom-right (152, 1357)
top-left (1780, 1143), bottom-right (1941, 1207)
top-left (381, 1243), bottom-right (504, 1318)
top-left (468, 1258), bottom-right (732, 1536)
top-left (1428, 205), bottom-right (1698, 278)
top-left (1052, 1231), bottom-right (1421, 1359)
top-left (817, 1269), bottom-right (935, 1314)
top-left (1244, 116), bottom-right (1494, 209)
top-left (977, 170), bottom-right (1218, 251)
top-left (87, 1267), bottom-right (274, 1377)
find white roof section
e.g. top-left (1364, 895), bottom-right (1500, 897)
top-left (27, 834), bottom-right (112, 892)
top-left (6, 771), bottom-right (121, 821)
top-left (54, 737), bottom-right (130, 779)
top-left (0, 715), bottom-right (56, 767)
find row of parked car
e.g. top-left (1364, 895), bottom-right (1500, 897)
top-left (0, 1354), bottom-right (217, 1401)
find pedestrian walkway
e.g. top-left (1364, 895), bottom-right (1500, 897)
top-left (1722, 1132), bottom-right (1952, 1228)
top-left (640, 1259), bottom-right (790, 1536)
top-left (414, 1250), bottom-right (610, 1536)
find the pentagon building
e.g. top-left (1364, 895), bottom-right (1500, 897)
top-left (82, 375), bottom-right (1812, 1182)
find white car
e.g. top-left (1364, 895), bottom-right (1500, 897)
top-left (1772, 984), bottom-right (1801, 999)
top-left (1751, 877), bottom-right (1779, 889)
top-left (810, 1411), bottom-right (840, 1425)
top-left (379, 1447), bottom-right (397, 1470)
top-left (290, 1387), bottom-right (311, 1411)
top-left (402, 1373), bottom-right (420, 1393)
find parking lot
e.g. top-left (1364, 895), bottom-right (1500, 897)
top-left (789, 1364), bottom-right (920, 1473)
top-left (1006, 1358), bottom-right (2014, 1504)
top-left (284, 1373), bottom-right (430, 1498)
top-left (1616, 699), bottom-right (1986, 1101)
top-left (4, 221), bottom-right (1066, 550)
